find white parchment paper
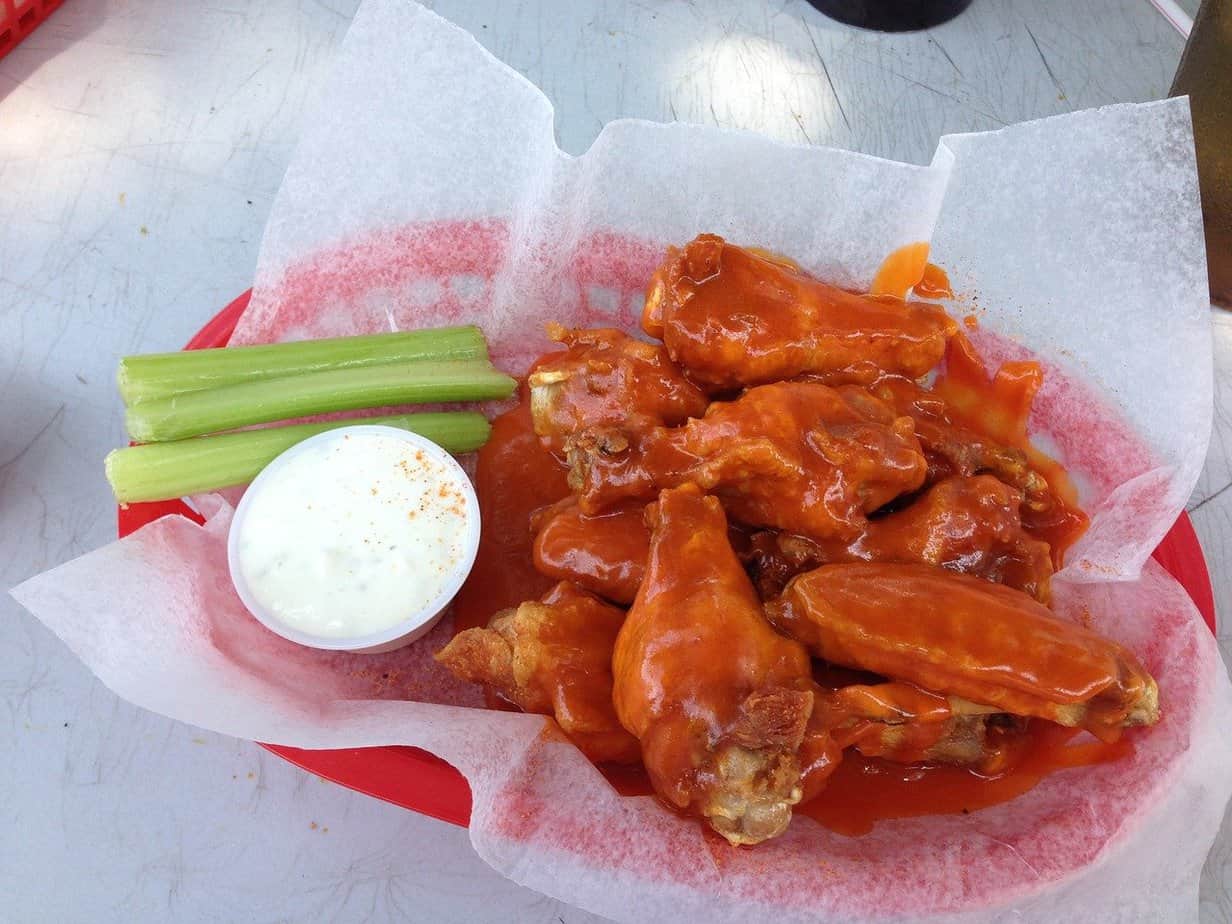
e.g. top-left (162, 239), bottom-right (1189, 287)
top-left (13, 2), bottom-right (1231, 921)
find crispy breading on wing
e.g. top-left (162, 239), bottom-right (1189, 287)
top-left (527, 324), bottom-right (708, 455)
top-left (642, 234), bottom-right (956, 389)
top-left (568, 381), bottom-right (928, 542)
top-left (612, 484), bottom-right (816, 845)
top-left (436, 581), bottom-right (639, 764)
top-left (766, 563), bottom-right (1160, 741)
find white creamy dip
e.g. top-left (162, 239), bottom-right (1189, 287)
top-left (228, 426), bottom-right (479, 649)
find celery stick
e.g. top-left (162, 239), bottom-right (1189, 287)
top-left (119, 326), bottom-right (488, 404)
top-left (107, 412), bottom-right (491, 504)
top-left (126, 359), bottom-right (516, 442)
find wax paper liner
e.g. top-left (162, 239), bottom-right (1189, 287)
top-left (11, 500), bottom-right (1232, 922)
top-left (12, 1), bottom-right (1231, 920)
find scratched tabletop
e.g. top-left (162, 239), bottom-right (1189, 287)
top-left (1, 1), bottom-right (1227, 921)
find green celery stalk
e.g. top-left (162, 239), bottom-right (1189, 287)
top-left (126, 359), bottom-right (516, 442)
top-left (118, 326), bottom-right (488, 404)
top-left (106, 412), bottom-right (491, 504)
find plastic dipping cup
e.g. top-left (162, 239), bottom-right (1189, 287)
top-left (227, 425), bottom-right (481, 653)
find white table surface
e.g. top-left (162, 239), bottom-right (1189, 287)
top-left (2, 0), bottom-right (1228, 921)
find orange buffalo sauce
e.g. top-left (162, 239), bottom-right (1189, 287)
top-left (599, 719), bottom-right (1135, 834)
top-left (451, 390), bottom-right (571, 633)
top-left (870, 244), bottom-right (953, 303)
top-left (871, 242), bottom-right (931, 299)
top-left (800, 723), bottom-right (1131, 836)
top-left (914, 262), bottom-right (953, 300)
top-left (577, 721), bottom-right (1135, 835)
top-left (933, 332), bottom-right (1089, 563)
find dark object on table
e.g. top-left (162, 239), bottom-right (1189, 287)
top-left (808, 0), bottom-right (972, 31)
top-left (1171, 0), bottom-right (1232, 307)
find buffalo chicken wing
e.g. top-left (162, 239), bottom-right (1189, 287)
top-left (531, 497), bottom-right (650, 605)
top-left (528, 324), bottom-right (708, 455)
top-left (816, 683), bottom-right (1024, 773)
top-left (436, 581), bottom-right (639, 764)
top-left (569, 381), bottom-right (928, 542)
top-left (642, 234), bottom-right (956, 389)
top-left (868, 374), bottom-right (1088, 555)
top-left (745, 475), bottom-right (1053, 602)
top-left (612, 484), bottom-right (816, 845)
top-left (767, 563), bottom-right (1159, 741)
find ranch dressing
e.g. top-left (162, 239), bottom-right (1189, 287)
top-left (229, 426), bottom-right (479, 647)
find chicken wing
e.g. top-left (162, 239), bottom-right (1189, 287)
top-left (527, 324), bottom-right (708, 455)
top-left (816, 683), bottom-right (1022, 772)
top-left (868, 375), bottom-right (1087, 555)
top-left (766, 563), bottom-right (1159, 741)
top-left (436, 581), bottom-right (639, 764)
top-left (569, 381), bottom-right (928, 542)
top-left (744, 475), bottom-right (1054, 602)
top-left (869, 375), bottom-right (1043, 493)
top-left (612, 484), bottom-right (816, 845)
top-left (532, 497), bottom-right (650, 605)
top-left (642, 234), bottom-right (956, 389)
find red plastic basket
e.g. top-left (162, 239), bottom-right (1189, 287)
top-left (0, 0), bottom-right (63, 61)
top-left (116, 288), bottom-right (1218, 831)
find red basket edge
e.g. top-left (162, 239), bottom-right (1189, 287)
top-left (0, 0), bottom-right (66, 62)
